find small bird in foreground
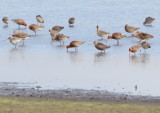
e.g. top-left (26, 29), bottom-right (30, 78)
top-left (141, 41), bottom-right (151, 53)
top-left (36, 15), bottom-right (44, 26)
top-left (11, 19), bottom-right (27, 29)
top-left (29, 24), bottom-right (44, 36)
top-left (68, 17), bottom-right (75, 27)
top-left (125, 24), bottom-right (140, 35)
top-left (52, 34), bottom-right (69, 45)
top-left (129, 46), bottom-right (141, 55)
top-left (96, 25), bottom-right (110, 39)
top-left (12, 31), bottom-right (31, 45)
top-left (8, 37), bottom-right (22, 48)
top-left (93, 41), bottom-right (110, 52)
top-left (66, 41), bottom-right (84, 51)
top-left (52, 26), bottom-right (64, 32)
top-left (2, 17), bottom-right (9, 27)
top-left (143, 17), bottom-right (155, 25)
top-left (132, 31), bottom-right (153, 41)
top-left (108, 32), bottom-right (126, 45)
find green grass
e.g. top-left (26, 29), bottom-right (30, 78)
top-left (0, 97), bottom-right (160, 113)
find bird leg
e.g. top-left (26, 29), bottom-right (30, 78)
top-left (117, 40), bottom-right (119, 45)
top-left (35, 31), bottom-right (37, 36)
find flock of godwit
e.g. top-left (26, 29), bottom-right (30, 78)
top-left (2, 16), bottom-right (154, 54)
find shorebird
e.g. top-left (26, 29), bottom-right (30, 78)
top-left (12, 31), bottom-right (31, 45)
top-left (49, 29), bottom-right (59, 38)
top-left (141, 41), bottom-right (151, 53)
top-left (93, 41), bottom-right (110, 52)
top-left (66, 41), bottom-right (84, 51)
top-left (29, 24), bottom-right (44, 36)
top-left (143, 17), bottom-right (155, 25)
top-left (135, 85), bottom-right (137, 91)
top-left (36, 15), bottom-right (44, 26)
top-left (2, 17), bottom-right (9, 27)
top-left (68, 17), bottom-right (75, 27)
top-left (132, 31), bottom-right (153, 41)
top-left (129, 46), bottom-right (141, 55)
top-left (53, 34), bottom-right (69, 45)
top-left (125, 24), bottom-right (140, 36)
top-left (108, 32), bottom-right (126, 45)
top-left (52, 26), bottom-right (64, 32)
top-left (11, 19), bottom-right (27, 29)
top-left (8, 37), bottom-right (22, 48)
top-left (96, 25), bottom-right (109, 39)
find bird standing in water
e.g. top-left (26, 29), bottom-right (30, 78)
top-left (53, 34), bottom-right (69, 45)
top-left (8, 37), bottom-right (22, 48)
top-left (141, 41), bottom-right (151, 53)
top-left (129, 46), bottom-right (141, 55)
top-left (36, 15), bottom-right (44, 26)
top-left (96, 25), bottom-right (110, 39)
top-left (108, 32), bottom-right (126, 45)
top-left (2, 17), bottom-right (9, 27)
top-left (93, 41), bottom-right (110, 52)
top-left (29, 24), bottom-right (44, 36)
top-left (66, 41), bottom-right (84, 52)
top-left (11, 19), bottom-right (27, 29)
top-left (143, 17), bottom-right (155, 25)
top-left (68, 17), bottom-right (75, 27)
top-left (52, 26), bottom-right (64, 32)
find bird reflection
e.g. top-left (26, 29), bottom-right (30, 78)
top-left (94, 52), bottom-right (108, 63)
top-left (9, 48), bottom-right (24, 61)
top-left (67, 51), bottom-right (82, 62)
top-left (129, 53), bottom-right (150, 64)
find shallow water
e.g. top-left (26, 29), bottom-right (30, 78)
top-left (0, 0), bottom-right (160, 96)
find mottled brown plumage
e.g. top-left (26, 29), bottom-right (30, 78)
top-left (53, 34), bottom-right (69, 45)
top-left (93, 41), bottom-right (110, 52)
top-left (66, 41), bottom-right (84, 51)
top-left (52, 26), bottom-right (64, 32)
top-left (108, 32), bottom-right (126, 44)
top-left (141, 41), bottom-right (151, 53)
top-left (49, 29), bottom-right (59, 38)
top-left (36, 15), bottom-right (44, 25)
top-left (143, 17), bottom-right (155, 25)
top-left (129, 46), bottom-right (141, 54)
top-left (132, 31), bottom-right (153, 41)
top-left (8, 37), bottom-right (22, 48)
top-left (12, 19), bottom-right (27, 29)
top-left (125, 24), bottom-right (140, 33)
top-left (97, 25), bottom-right (109, 39)
top-left (2, 17), bottom-right (9, 27)
top-left (29, 24), bottom-right (44, 36)
top-left (68, 17), bottom-right (75, 27)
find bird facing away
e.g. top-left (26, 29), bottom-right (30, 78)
top-left (49, 29), bottom-right (59, 38)
top-left (108, 32), bottom-right (126, 45)
top-left (2, 17), bottom-right (9, 27)
top-left (141, 41), bottom-right (151, 53)
top-left (129, 46), bottom-right (141, 55)
top-left (11, 19), bottom-right (27, 29)
top-left (52, 34), bottom-right (69, 45)
top-left (8, 37), bottom-right (22, 48)
top-left (29, 24), bottom-right (44, 36)
top-left (36, 15), bottom-right (44, 26)
top-left (93, 41), bottom-right (110, 52)
top-left (143, 17), bottom-right (155, 25)
top-left (12, 31), bottom-right (31, 45)
top-left (96, 25), bottom-right (110, 39)
top-left (132, 31), bottom-right (153, 41)
top-left (68, 17), bottom-right (75, 27)
top-left (66, 41), bottom-right (84, 51)
top-left (52, 26), bottom-right (64, 32)
top-left (125, 24), bottom-right (140, 33)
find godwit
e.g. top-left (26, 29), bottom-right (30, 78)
top-left (68, 17), bottom-right (75, 27)
top-left (93, 41), bottom-right (110, 52)
top-left (29, 24), bottom-right (44, 36)
top-left (2, 17), bottom-right (9, 27)
top-left (12, 31), bottom-right (31, 45)
top-left (11, 19), bottom-right (27, 29)
top-left (129, 46), bottom-right (141, 55)
top-left (52, 26), bottom-right (64, 32)
top-left (96, 25), bottom-right (109, 39)
top-left (143, 17), bottom-right (155, 25)
top-left (8, 37), bottom-right (22, 48)
top-left (132, 31), bottom-right (153, 41)
top-left (125, 24), bottom-right (140, 37)
top-left (141, 41), bottom-right (151, 53)
top-left (66, 41), bottom-right (84, 51)
top-left (36, 15), bottom-right (44, 26)
top-left (108, 32), bottom-right (126, 45)
top-left (53, 34), bottom-right (69, 45)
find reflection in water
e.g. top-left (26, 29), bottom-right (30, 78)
top-left (129, 53), bottom-right (150, 64)
top-left (9, 48), bottom-right (24, 62)
top-left (67, 51), bottom-right (83, 62)
top-left (94, 52), bottom-right (108, 63)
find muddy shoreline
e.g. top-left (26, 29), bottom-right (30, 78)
top-left (0, 82), bottom-right (160, 104)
